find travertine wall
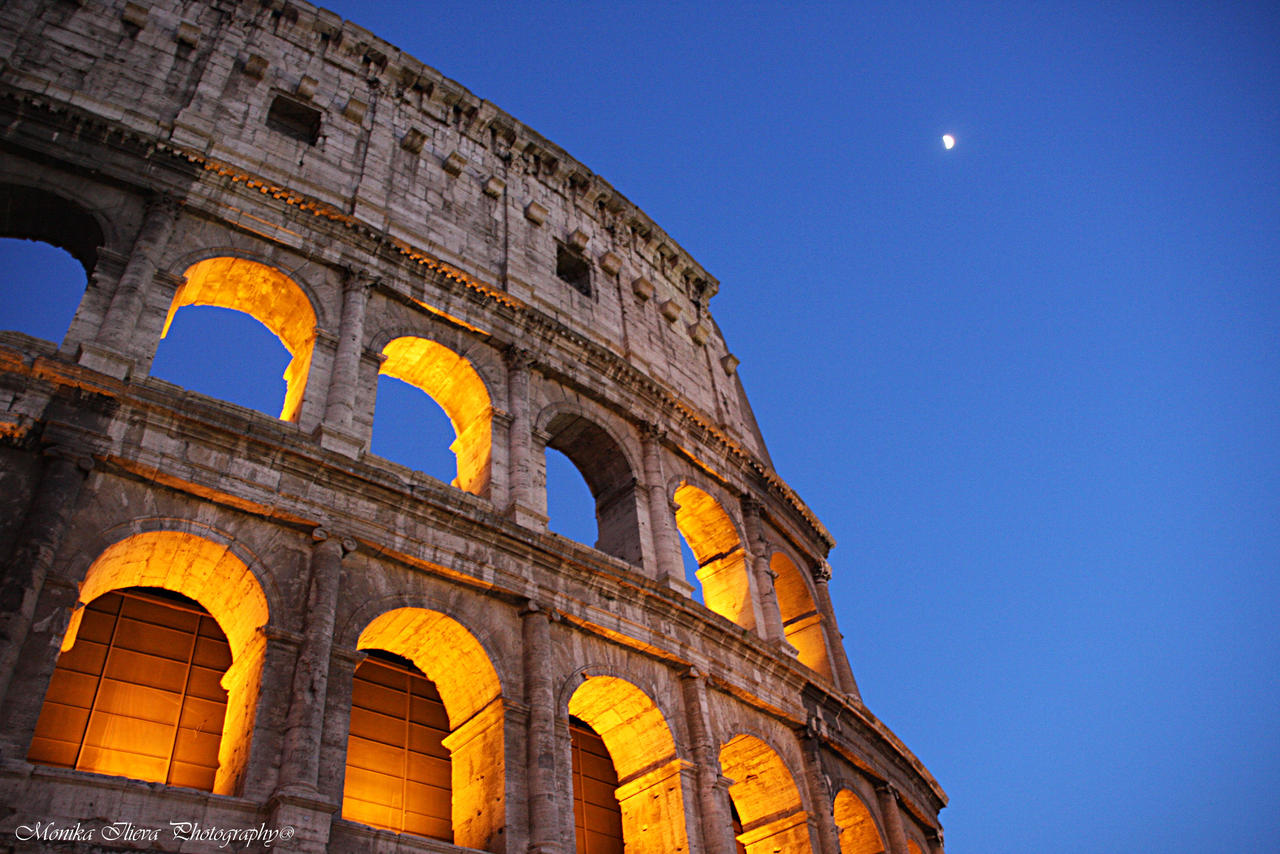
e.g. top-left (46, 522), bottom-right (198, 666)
top-left (0, 1), bottom-right (945, 852)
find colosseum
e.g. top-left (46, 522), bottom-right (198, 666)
top-left (0, 1), bottom-right (945, 852)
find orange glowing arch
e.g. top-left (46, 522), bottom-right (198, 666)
top-left (164, 257), bottom-right (318, 421)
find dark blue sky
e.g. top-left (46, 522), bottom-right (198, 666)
top-left (3, 2), bottom-right (1278, 851)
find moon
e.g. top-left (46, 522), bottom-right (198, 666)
top-left (942, 134), bottom-right (956, 150)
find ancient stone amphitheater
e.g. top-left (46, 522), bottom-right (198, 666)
top-left (0, 1), bottom-right (945, 852)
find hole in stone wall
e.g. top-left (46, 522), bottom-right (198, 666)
top-left (265, 94), bottom-right (321, 145)
top-left (0, 237), bottom-right (86, 344)
top-left (151, 305), bottom-right (291, 418)
top-left (545, 447), bottom-right (597, 547)
top-left (556, 244), bottom-right (591, 297)
top-left (370, 374), bottom-right (458, 485)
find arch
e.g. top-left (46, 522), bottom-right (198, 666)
top-left (673, 482), bottom-right (754, 629)
top-left (162, 257), bottom-right (317, 421)
top-left (37, 531), bottom-right (270, 796)
top-left (907, 841), bottom-right (925, 854)
top-left (833, 789), bottom-right (886, 854)
top-left (538, 406), bottom-right (643, 564)
top-left (349, 607), bottom-right (504, 850)
top-left (379, 336), bottom-right (493, 497)
top-left (771, 551), bottom-right (833, 679)
top-left (0, 183), bottom-right (104, 276)
top-left (568, 675), bottom-right (691, 854)
top-left (718, 734), bottom-right (812, 854)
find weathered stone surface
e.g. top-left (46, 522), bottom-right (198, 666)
top-left (0, 1), bottom-right (944, 851)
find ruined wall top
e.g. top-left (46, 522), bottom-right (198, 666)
top-left (0, 0), bottom-right (837, 547)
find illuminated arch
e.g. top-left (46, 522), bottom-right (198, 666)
top-left (568, 675), bottom-right (691, 854)
top-left (539, 407), bottom-right (643, 564)
top-left (719, 734), bottom-right (812, 854)
top-left (163, 257), bottom-right (317, 421)
top-left (771, 552), bottom-right (833, 679)
top-left (41, 531), bottom-right (269, 796)
top-left (834, 789), bottom-right (886, 854)
top-left (907, 841), bottom-right (925, 854)
top-left (350, 607), bottom-right (504, 850)
top-left (673, 482), bottom-right (753, 629)
top-left (379, 336), bottom-right (493, 497)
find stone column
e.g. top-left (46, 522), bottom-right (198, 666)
top-left (740, 498), bottom-right (785, 646)
top-left (642, 424), bottom-right (685, 590)
top-left (814, 560), bottom-right (861, 700)
top-left (505, 346), bottom-right (543, 527)
top-left (317, 271), bottom-right (371, 456)
top-left (276, 528), bottom-right (354, 795)
top-left (523, 602), bottom-right (563, 854)
top-left (680, 668), bottom-right (736, 854)
top-left (0, 445), bottom-right (94, 712)
top-left (799, 726), bottom-right (840, 854)
top-left (85, 194), bottom-right (180, 374)
top-left (875, 784), bottom-right (911, 854)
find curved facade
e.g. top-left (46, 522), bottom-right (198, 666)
top-left (0, 1), bottom-right (945, 852)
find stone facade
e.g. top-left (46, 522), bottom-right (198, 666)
top-left (0, 1), bottom-right (945, 852)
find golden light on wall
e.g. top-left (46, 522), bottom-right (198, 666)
top-left (350, 608), bottom-right (504, 850)
top-left (770, 552), bottom-right (833, 679)
top-left (28, 589), bottom-right (231, 790)
top-left (74, 531), bottom-right (266, 794)
top-left (166, 257), bottom-right (317, 421)
top-left (719, 734), bottom-right (812, 854)
top-left (673, 483), bottom-right (753, 629)
top-left (379, 337), bottom-right (493, 497)
top-left (568, 675), bottom-right (690, 854)
top-left (834, 789), bottom-right (886, 854)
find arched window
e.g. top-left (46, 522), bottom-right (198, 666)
top-left (156, 257), bottom-right (317, 421)
top-left (541, 412), bottom-right (642, 565)
top-left (771, 553), bottom-right (834, 679)
top-left (28, 587), bottom-right (231, 791)
top-left (567, 675), bottom-right (690, 854)
top-left (674, 483), bottom-right (753, 629)
top-left (833, 789), bottom-right (886, 854)
top-left (35, 531), bottom-right (271, 795)
top-left (0, 184), bottom-right (102, 346)
top-left (343, 651), bottom-right (451, 840)
top-left (377, 337), bottom-right (493, 497)
top-left (719, 734), bottom-right (812, 854)
top-left (570, 716), bottom-right (623, 854)
top-left (545, 446), bottom-right (598, 545)
top-left (345, 608), bottom-right (505, 849)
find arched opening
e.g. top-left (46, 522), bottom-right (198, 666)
top-left (570, 715), bottom-right (623, 854)
top-left (673, 483), bottom-right (753, 629)
top-left (347, 608), bottom-right (504, 850)
top-left (29, 531), bottom-right (270, 796)
top-left (0, 184), bottom-right (101, 345)
top-left (159, 257), bottom-right (317, 421)
top-left (546, 446), bottom-right (598, 546)
top-left (345, 650), bottom-right (451, 839)
top-left (834, 789), bottom-right (886, 854)
top-left (378, 337), bottom-right (492, 497)
top-left (543, 413), bottom-right (642, 565)
top-left (771, 553), bottom-right (833, 679)
top-left (28, 587), bottom-right (231, 790)
top-left (0, 184), bottom-right (102, 276)
top-left (151, 306), bottom-right (293, 416)
top-left (567, 675), bottom-right (690, 854)
top-left (0, 239), bottom-right (86, 345)
top-left (907, 840), bottom-right (925, 854)
top-left (719, 734), bottom-right (811, 854)
top-left (370, 374), bottom-right (457, 483)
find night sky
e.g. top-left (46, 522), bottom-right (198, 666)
top-left (3, 2), bottom-right (1278, 852)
